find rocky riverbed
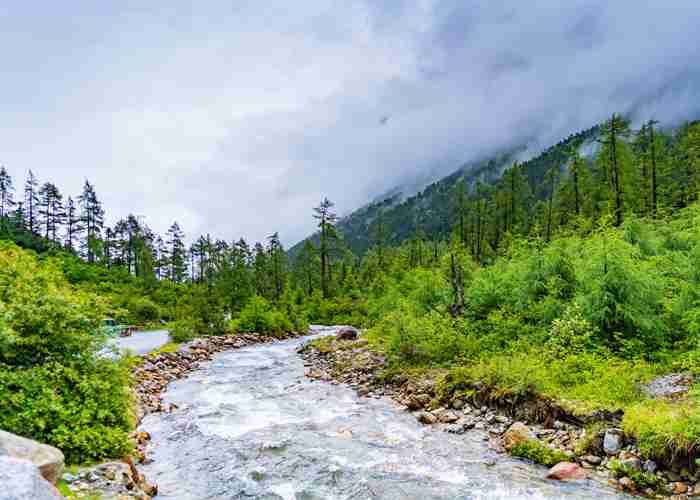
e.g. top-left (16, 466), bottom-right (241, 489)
top-left (299, 328), bottom-right (700, 499)
top-left (61, 330), bottom-right (307, 500)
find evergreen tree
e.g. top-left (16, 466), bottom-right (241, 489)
top-left (313, 197), bottom-right (338, 298)
top-left (38, 182), bottom-right (65, 243)
top-left (267, 232), bottom-right (286, 302)
top-left (24, 170), bottom-right (40, 234)
top-left (166, 222), bottom-right (188, 282)
top-left (64, 196), bottom-right (83, 251)
top-left (0, 166), bottom-right (15, 219)
top-left (78, 181), bottom-right (104, 262)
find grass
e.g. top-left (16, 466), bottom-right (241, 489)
top-left (622, 399), bottom-right (700, 461)
top-left (509, 441), bottom-right (571, 467)
top-left (57, 479), bottom-right (104, 500)
top-left (609, 458), bottom-right (660, 490)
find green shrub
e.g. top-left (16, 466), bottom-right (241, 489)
top-left (509, 440), bottom-right (570, 466)
top-left (170, 319), bottom-right (197, 343)
top-left (609, 458), bottom-right (659, 489)
top-left (0, 359), bottom-right (133, 464)
top-left (127, 297), bottom-right (161, 323)
top-left (0, 243), bottom-right (132, 463)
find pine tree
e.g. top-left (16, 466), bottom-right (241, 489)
top-left (0, 166), bottom-right (15, 219)
top-left (313, 197), bottom-right (338, 298)
top-left (38, 182), bottom-right (65, 243)
top-left (24, 170), bottom-right (40, 234)
top-left (78, 181), bottom-right (104, 262)
top-left (369, 208), bottom-right (387, 268)
top-left (267, 232), bottom-right (287, 302)
top-left (64, 196), bottom-right (83, 251)
top-left (166, 222), bottom-right (187, 282)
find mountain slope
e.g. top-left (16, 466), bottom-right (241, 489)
top-left (290, 124), bottom-right (600, 257)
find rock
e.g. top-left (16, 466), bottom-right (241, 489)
top-left (451, 399), bottom-right (465, 410)
top-left (434, 409), bottom-right (460, 423)
top-left (618, 476), bottom-right (636, 492)
top-left (546, 462), bottom-right (587, 481)
top-left (502, 422), bottom-right (538, 452)
top-left (581, 455), bottom-right (602, 466)
top-left (0, 456), bottom-right (62, 500)
top-left (407, 393), bottom-right (431, 410)
top-left (603, 428), bottom-right (624, 456)
top-left (619, 455), bottom-right (642, 470)
top-left (416, 411), bottom-right (437, 425)
top-left (673, 482), bottom-right (689, 495)
top-left (643, 459), bottom-right (657, 474)
top-left (495, 415), bottom-right (510, 424)
top-left (0, 430), bottom-right (64, 484)
top-left (336, 326), bottom-right (359, 341)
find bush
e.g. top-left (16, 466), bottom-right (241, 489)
top-left (232, 295), bottom-right (296, 336)
top-left (509, 440), bottom-right (571, 466)
top-left (127, 297), bottom-right (161, 323)
top-left (170, 319), bottom-right (197, 343)
top-left (0, 359), bottom-right (133, 464)
top-left (0, 243), bottom-right (132, 463)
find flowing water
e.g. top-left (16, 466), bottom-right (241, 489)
top-left (139, 327), bottom-right (629, 500)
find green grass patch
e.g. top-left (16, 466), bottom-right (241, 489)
top-left (509, 440), bottom-right (571, 466)
top-left (622, 399), bottom-right (700, 461)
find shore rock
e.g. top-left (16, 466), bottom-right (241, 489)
top-left (0, 456), bottom-right (62, 500)
top-left (336, 326), bottom-right (359, 341)
top-left (0, 430), bottom-right (64, 484)
top-left (546, 462), bottom-right (587, 481)
top-left (603, 428), bottom-right (624, 455)
top-left (502, 422), bottom-right (538, 451)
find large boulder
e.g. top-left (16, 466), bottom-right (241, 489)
top-left (0, 430), bottom-right (64, 484)
top-left (336, 326), bottom-right (359, 341)
top-left (502, 422), bottom-right (538, 451)
top-left (546, 462), bottom-right (587, 481)
top-left (0, 456), bottom-right (62, 500)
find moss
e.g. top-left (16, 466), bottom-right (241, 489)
top-left (509, 440), bottom-right (571, 467)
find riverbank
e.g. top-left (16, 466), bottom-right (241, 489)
top-left (60, 330), bottom-right (309, 500)
top-left (299, 331), bottom-right (699, 499)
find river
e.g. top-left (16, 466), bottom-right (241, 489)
top-left (138, 327), bottom-right (629, 499)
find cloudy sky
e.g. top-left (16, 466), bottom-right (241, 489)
top-left (2, 1), bottom-right (700, 245)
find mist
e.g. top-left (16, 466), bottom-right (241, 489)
top-left (2, 1), bottom-right (700, 245)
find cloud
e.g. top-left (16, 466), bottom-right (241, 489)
top-left (2, 1), bottom-right (700, 246)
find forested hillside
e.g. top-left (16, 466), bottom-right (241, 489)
top-left (2, 113), bottom-right (700, 475)
top-left (290, 124), bottom-right (600, 256)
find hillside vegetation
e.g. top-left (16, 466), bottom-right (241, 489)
top-left (1, 114), bottom-right (699, 470)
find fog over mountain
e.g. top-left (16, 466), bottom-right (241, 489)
top-left (2, 2), bottom-right (700, 245)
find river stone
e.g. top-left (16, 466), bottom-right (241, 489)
top-left (581, 455), bottom-right (602, 466)
top-left (0, 456), bottom-right (62, 500)
top-left (336, 326), bottom-right (359, 341)
top-left (0, 430), bottom-right (64, 484)
top-left (502, 422), bottom-right (538, 451)
top-left (603, 428), bottom-right (624, 456)
top-left (416, 411), bottom-right (437, 425)
top-left (546, 462), bottom-right (587, 481)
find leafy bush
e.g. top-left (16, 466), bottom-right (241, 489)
top-left (509, 440), bottom-right (570, 466)
top-left (0, 359), bottom-right (133, 464)
top-left (127, 297), bottom-right (161, 323)
top-left (232, 295), bottom-right (296, 336)
top-left (609, 458), bottom-right (659, 489)
top-left (170, 319), bottom-right (197, 343)
top-left (0, 243), bottom-right (132, 463)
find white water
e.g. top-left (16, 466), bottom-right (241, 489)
top-left (139, 327), bottom-right (629, 499)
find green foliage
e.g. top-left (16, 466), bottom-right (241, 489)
top-left (169, 319), bottom-right (196, 343)
top-left (609, 458), bottom-right (660, 490)
top-left (0, 358), bottom-right (133, 464)
top-left (231, 295), bottom-right (294, 337)
top-left (509, 440), bottom-right (571, 467)
top-left (126, 297), bottom-right (161, 324)
top-left (622, 400), bottom-right (700, 461)
top-left (0, 243), bottom-right (132, 463)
